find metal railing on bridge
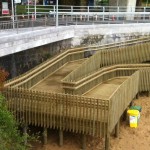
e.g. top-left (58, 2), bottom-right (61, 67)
top-left (25, 5), bottom-right (150, 14)
top-left (0, 5), bottom-right (150, 33)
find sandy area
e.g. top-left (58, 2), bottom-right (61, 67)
top-left (31, 96), bottom-right (150, 150)
top-left (110, 96), bottom-right (150, 150)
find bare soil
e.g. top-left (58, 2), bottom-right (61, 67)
top-left (31, 96), bottom-right (150, 150)
top-left (110, 96), bottom-right (150, 150)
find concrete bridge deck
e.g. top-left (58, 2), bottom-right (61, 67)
top-left (1, 23), bottom-right (150, 57)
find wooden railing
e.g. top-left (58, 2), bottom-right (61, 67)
top-left (62, 64), bottom-right (150, 95)
top-left (4, 67), bottom-right (150, 138)
top-left (4, 48), bottom-right (85, 89)
top-left (5, 37), bottom-right (150, 88)
top-left (109, 71), bottom-right (139, 132)
top-left (63, 42), bottom-right (150, 82)
top-left (3, 87), bottom-right (109, 137)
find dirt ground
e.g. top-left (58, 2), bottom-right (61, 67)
top-left (110, 96), bottom-right (150, 150)
top-left (31, 96), bottom-right (150, 150)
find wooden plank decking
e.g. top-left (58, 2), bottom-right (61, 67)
top-left (84, 77), bottom-right (128, 99)
top-left (32, 60), bottom-right (85, 92)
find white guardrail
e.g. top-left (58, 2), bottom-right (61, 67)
top-left (0, 5), bottom-right (150, 33)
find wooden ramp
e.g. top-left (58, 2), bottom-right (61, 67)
top-left (84, 77), bottom-right (128, 99)
top-left (32, 60), bottom-right (84, 92)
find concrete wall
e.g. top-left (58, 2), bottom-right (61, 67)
top-left (0, 39), bottom-right (71, 78)
top-left (72, 24), bottom-right (150, 46)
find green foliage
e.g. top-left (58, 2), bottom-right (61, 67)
top-left (95, 0), bottom-right (109, 6)
top-left (0, 94), bottom-right (27, 150)
top-left (16, 5), bottom-right (27, 15)
top-left (16, 5), bottom-right (54, 15)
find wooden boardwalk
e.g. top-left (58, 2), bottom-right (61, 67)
top-left (84, 77), bottom-right (128, 99)
top-left (32, 60), bottom-right (85, 92)
top-left (3, 37), bottom-right (150, 150)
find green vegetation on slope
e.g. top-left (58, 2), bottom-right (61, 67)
top-left (0, 94), bottom-right (27, 150)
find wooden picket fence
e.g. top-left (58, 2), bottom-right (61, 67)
top-left (4, 87), bottom-right (109, 137)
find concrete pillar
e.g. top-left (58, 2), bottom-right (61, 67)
top-left (109, 0), bottom-right (137, 20)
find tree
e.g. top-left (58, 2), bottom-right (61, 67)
top-left (0, 94), bottom-right (27, 150)
top-left (0, 68), bottom-right (27, 150)
top-left (0, 67), bottom-right (9, 91)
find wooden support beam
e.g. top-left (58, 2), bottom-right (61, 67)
top-left (123, 108), bottom-right (128, 122)
top-left (43, 128), bottom-right (48, 145)
top-left (82, 134), bottom-right (86, 150)
top-left (59, 129), bottom-right (63, 147)
top-left (114, 120), bottom-right (120, 138)
top-left (136, 93), bottom-right (139, 99)
top-left (105, 133), bottom-right (110, 150)
top-left (23, 124), bottom-right (28, 146)
top-left (129, 100), bottom-right (134, 107)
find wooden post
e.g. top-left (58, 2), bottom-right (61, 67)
top-left (136, 93), bottom-right (139, 99)
top-left (129, 101), bottom-right (134, 107)
top-left (23, 124), bottom-right (28, 146)
top-left (123, 108), bottom-right (128, 122)
top-left (59, 129), bottom-right (63, 147)
top-left (114, 120), bottom-right (120, 138)
top-left (105, 133), bottom-right (110, 150)
top-left (82, 134), bottom-right (86, 150)
top-left (43, 128), bottom-right (48, 145)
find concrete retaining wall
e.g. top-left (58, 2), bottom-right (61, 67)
top-left (72, 24), bottom-right (150, 46)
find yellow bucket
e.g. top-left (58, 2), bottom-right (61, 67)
top-left (127, 110), bottom-right (139, 128)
